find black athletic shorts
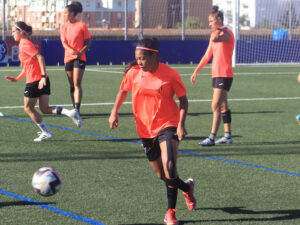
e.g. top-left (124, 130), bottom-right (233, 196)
top-left (141, 127), bottom-right (179, 162)
top-left (212, 77), bottom-right (233, 91)
top-left (24, 77), bottom-right (51, 98)
top-left (65, 59), bottom-right (86, 71)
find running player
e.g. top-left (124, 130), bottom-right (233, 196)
top-left (5, 21), bottom-right (78, 142)
top-left (109, 38), bottom-right (196, 225)
top-left (60, 1), bottom-right (91, 127)
top-left (191, 6), bottom-right (235, 146)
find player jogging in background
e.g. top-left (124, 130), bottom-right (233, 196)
top-left (60, 1), bottom-right (91, 128)
top-left (5, 21), bottom-right (78, 142)
top-left (109, 38), bottom-right (196, 225)
top-left (191, 6), bottom-right (235, 146)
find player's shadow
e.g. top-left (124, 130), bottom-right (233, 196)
top-left (188, 110), bottom-right (282, 117)
top-left (0, 201), bottom-right (55, 208)
top-left (120, 206), bottom-right (300, 225)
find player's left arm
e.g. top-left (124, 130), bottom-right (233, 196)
top-left (77, 38), bottom-right (91, 59)
top-left (177, 95), bottom-right (188, 141)
top-left (211, 27), bottom-right (231, 42)
top-left (35, 53), bottom-right (47, 89)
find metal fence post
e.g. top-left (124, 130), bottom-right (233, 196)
top-left (124, 0), bottom-right (128, 40)
top-left (2, 0), bottom-right (6, 41)
top-left (181, 0), bottom-right (185, 40)
top-left (139, 0), bottom-right (143, 39)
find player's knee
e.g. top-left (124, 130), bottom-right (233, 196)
top-left (222, 110), bottom-right (231, 123)
top-left (165, 160), bottom-right (176, 179)
top-left (70, 86), bottom-right (75, 93)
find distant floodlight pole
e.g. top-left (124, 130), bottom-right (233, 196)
top-left (139, 0), bottom-right (143, 39)
top-left (289, 0), bottom-right (292, 40)
top-left (2, 0), bottom-right (6, 41)
top-left (232, 0), bottom-right (239, 67)
top-left (181, 0), bottom-right (185, 40)
top-left (124, 0), bottom-right (128, 40)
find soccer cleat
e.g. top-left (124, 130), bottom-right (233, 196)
top-left (215, 136), bottom-right (233, 144)
top-left (70, 109), bottom-right (82, 128)
top-left (164, 209), bottom-right (179, 225)
top-left (34, 131), bottom-right (53, 142)
top-left (182, 178), bottom-right (196, 210)
top-left (296, 114), bottom-right (300, 123)
top-left (198, 138), bottom-right (215, 146)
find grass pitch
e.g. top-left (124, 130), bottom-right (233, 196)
top-left (0, 64), bottom-right (300, 225)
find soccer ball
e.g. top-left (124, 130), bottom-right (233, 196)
top-left (296, 114), bottom-right (300, 122)
top-left (32, 167), bottom-right (62, 197)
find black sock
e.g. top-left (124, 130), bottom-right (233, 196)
top-left (165, 178), bottom-right (178, 209)
top-left (55, 106), bottom-right (63, 115)
top-left (74, 103), bottom-right (81, 112)
top-left (174, 177), bottom-right (190, 193)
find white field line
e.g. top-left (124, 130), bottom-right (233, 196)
top-left (85, 68), bottom-right (297, 76)
top-left (1, 97), bottom-right (300, 109)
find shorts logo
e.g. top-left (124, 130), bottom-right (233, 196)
top-left (218, 83), bottom-right (224, 86)
top-left (24, 91), bottom-right (29, 94)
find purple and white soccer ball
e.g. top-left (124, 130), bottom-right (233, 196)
top-left (32, 167), bottom-right (62, 196)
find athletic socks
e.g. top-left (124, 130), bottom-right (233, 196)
top-left (55, 106), bottom-right (73, 117)
top-left (225, 132), bottom-right (231, 139)
top-left (209, 133), bottom-right (216, 141)
top-left (37, 121), bottom-right (51, 133)
top-left (165, 177), bottom-right (190, 209)
top-left (74, 103), bottom-right (81, 113)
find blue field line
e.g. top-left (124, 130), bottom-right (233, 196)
top-left (2, 114), bottom-right (300, 177)
top-left (178, 150), bottom-right (300, 177)
top-left (0, 189), bottom-right (105, 225)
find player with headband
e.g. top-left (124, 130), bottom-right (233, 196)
top-left (109, 38), bottom-right (196, 225)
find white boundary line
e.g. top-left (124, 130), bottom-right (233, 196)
top-left (1, 97), bottom-right (300, 109)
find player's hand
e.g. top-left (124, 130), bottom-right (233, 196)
top-left (191, 71), bottom-right (198, 84)
top-left (177, 126), bottom-right (187, 141)
top-left (5, 76), bottom-right (17, 82)
top-left (70, 49), bottom-right (77, 55)
top-left (109, 113), bottom-right (118, 129)
top-left (38, 78), bottom-right (46, 90)
top-left (77, 52), bottom-right (83, 59)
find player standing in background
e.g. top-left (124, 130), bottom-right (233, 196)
top-left (5, 21), bottom-right (78, 142)
top-left (60, 1), bottom-right (91, 128)
top-left (109, 38), bottom-right (196, 225)
top-left (191, 6), bottom-right (235, 146)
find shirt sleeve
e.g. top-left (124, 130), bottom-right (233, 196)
top-left (22, 41), bottom-right (38, 58)
top-left (82, 23), bottom-right (91, 40)
top-left (172, 72), bottom-right (187, 98)
top-left (120, 70), bottom-right (133, 92)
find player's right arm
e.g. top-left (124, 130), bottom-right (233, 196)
top-left (109, 89), bottom-right (128, 129)
top-left (60, 26), bottom-right (77, 56)
top-left (190, 41), bottom-right (213, 84)
top-left (5, 69), bottom-right (26, 82)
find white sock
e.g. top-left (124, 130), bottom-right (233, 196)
top-left (37, 121), bottom-right (51, 133)
top-left (61, 108), bottom-right (72, 117)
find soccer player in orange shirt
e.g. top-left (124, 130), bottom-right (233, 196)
top-left (60, 1), bottom-right (91, 128)
top-left (191, 6), bottom-right (235, 146)
top-left (109, 38), bottom-right (196, 225)
top-left (5, 21), bottom-right (78, 142)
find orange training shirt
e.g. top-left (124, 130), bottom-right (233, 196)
top-left (120, 63), bottom-right (187, 138)
top-left (60, 20), bottom-right (91, 63)
top-left (211, 28), bottom-right (235, 78)
top-left (17, 38), bottom-right (42, 83)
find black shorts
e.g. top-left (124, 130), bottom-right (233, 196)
top-left (24, 77), bottom-right (51, 98)
top-left (141, 127), bottom-right (179, 162)
top-left (65, 59), bottom-right (86, 71)
top-left (212, 77), bottom-right (233, 91)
